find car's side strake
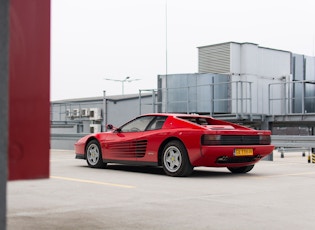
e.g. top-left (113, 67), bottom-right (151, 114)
top-left (106, 140), bottom-right (148, 158)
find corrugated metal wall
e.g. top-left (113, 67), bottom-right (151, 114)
top-left (305, 56), bottom-right (315, 113)
top-left (198, 43), bottom-right (230, 73)
top-left (292, 54), bottom-right (304, 113)
top-left (292, 54), bottom-right (315, 113)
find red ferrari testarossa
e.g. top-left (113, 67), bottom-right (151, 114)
top-left (75, 113), bottom-right (274, 176)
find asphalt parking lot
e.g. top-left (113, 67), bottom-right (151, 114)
top-left (7, 150), bottom-right (315, 230)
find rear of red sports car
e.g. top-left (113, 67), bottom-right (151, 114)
top-left (198, 130), bottom-right (273, 167)
top-left (173, 115), bottom-right (274, 171)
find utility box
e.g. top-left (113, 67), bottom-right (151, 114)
top-left (89, 108), bottom-right (102, 120)
top-left (90, 124), bottom-right (101, 133)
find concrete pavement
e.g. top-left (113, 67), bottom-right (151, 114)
top-left (7, 149), bottom-right (315, 230)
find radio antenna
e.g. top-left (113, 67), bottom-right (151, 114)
top-left (165, 0), bottom-right (168, 76)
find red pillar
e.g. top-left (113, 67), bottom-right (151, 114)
top-left (8, 0), bottom-right (50, 180)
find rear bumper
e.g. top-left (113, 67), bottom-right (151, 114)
top-left (193, 145), bottom-right (274, 167)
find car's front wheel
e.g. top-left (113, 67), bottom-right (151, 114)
top-left (227, 164), bottom-right (254, 174)
top-left (86, 140), bottom-right (107, 168)
top-left (162, 140), bottom-right (193, 177)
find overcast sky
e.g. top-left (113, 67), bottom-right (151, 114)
top-left (51, 0), bottom-right (315, 101)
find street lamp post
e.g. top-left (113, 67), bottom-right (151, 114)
top-left (104, 76), bottom-right (140, 95)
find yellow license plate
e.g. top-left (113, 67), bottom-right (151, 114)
top-left (234, 149), bottom-right (253, 156)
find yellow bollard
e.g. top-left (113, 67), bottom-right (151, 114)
top-left (308, 153), bottom-right (315, 163)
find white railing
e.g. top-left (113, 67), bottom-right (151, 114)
top-left (139, 81), bottom-right (253, 116)
top-left (272, 135), bottom-right (315, 162)
top-left (268, 80), bottom-right (315, 115)
top-left (271, 135), bottom-right (315, 148)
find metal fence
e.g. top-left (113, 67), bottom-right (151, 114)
top-left (139, 81), bottom-right (253, 116)
top-left (271, 135), bottom-right (315, 148)
top-left (51, 133), bottom-right (315, 154)
top-left (51, 133), bottom-right (87, 150)
top-left (268, 80), bottom-right (315, 115)
top-left (140, 80), bottom-right (315, 117)
top-left (271, 135), bottom-right (315, 163)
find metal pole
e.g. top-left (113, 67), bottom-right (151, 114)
top-left (152, 89), bottom-right (156, 113)
top-left (139, 90), bottom-right (142, 115)
top-left (165, 88), bottom-right (168, 113)
top-left (0, 0), bottom-right (9, 228)
top-left (268, 84), bottom-right (271, 114)
top-left (288, 76), bottom-right (291, 113)
top-left (302, 81), bottom-right (305, 113)
top-left (186, 86), bottom-right (189, 114)
top-left (209, 84), bottom-right (212, 116)
top-left (235, 81), bottom-right (239, 116)
top-left (103, 91), bottom-right (106, 131)
top-left (283, 78), bottom-right (287, 115)
top-left (240, 81), bottom-right (244, 117)
top-left (250, 82), bottom-right (252, 118)
top-left (165, 0), bottom-right (168, 77)
top-left (211, 78), bottom-right (214, 116)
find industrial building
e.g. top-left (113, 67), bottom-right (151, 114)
top-left (159, 42), bottom-right (315, 116)
top-left (51, 93), bottom-right (154, 132)
top-left (51, 42), bottom-right (315, 148)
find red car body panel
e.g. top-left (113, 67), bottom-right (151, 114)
top-left (75, 113), bottom-right (274, 169)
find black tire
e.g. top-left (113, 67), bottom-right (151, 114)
top-left (85, 140), bottom-right (107, 168)
top-left (162, 140), bottom-right (193, 177)
top-left (227, 165), bottom-right (254, 174)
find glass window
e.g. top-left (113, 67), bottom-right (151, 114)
top-left (120, 116), bottom-right (155, 132)
top-left (146, 116), bottom-right (167, 130)
top-left (178, 116), bottom-right (210, 125)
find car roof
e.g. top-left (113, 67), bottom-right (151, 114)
top-left (142, 113), bottom-right (211, 118)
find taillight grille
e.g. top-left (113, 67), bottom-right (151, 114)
top-left (201, 135), bottom-right (271, 145)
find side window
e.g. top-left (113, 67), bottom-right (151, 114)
top-left (120, 116), bottom-right (155, 132)
top-left (146, 116), bottom-right (167, 130)
top-left (197, 118), bottom-right (209, 125)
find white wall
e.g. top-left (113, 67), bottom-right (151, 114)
top-left (230, 43), bottom-right (291, 114)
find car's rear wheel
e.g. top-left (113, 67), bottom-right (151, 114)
top-left (162, 140), bottom-right (193, 177)
top-left (227, 164), bottom-right (254, 174)
top-left (86, 140), bottom-right (107, 168)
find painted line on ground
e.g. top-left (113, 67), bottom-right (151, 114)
top-left (50, 176), bottom-right (136, 189)
top-left (252, 171), bottom-right (315, 179)
top-left (265, 171), bottom-right (315, 178)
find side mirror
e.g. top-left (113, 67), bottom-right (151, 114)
top-left (107, 124), bottom-right (121, 132)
